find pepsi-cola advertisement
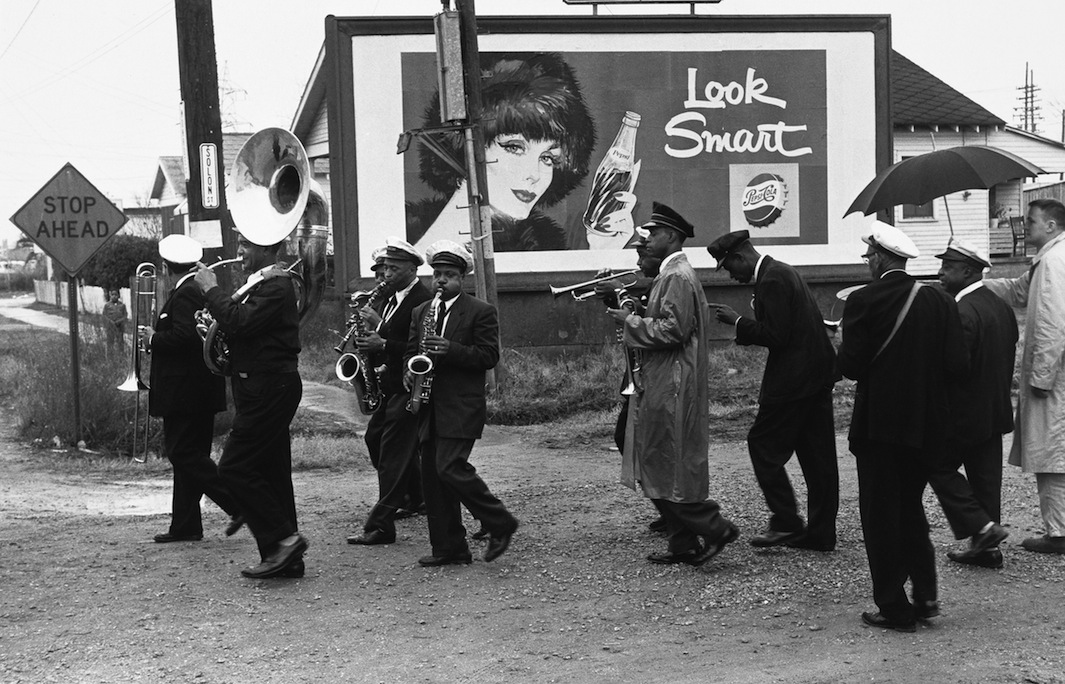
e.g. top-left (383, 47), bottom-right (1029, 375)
top-left (335, 16), bottom-right (889, 275)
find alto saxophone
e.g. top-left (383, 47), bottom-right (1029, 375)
top-left (406, 291), bottom-right (442, 415)
top-left (335, 283), bottom-right (387, 414)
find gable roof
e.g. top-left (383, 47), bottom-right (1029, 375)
top-left (892, 51), bottom-right (1006, 129)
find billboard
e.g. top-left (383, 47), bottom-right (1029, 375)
top-left (327, 16), bottom-right (890, 279)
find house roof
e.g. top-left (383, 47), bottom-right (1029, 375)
top-left (892, 51), bottom-right (1006, 129)
top-left (149, 132), bottom-right (255, 204)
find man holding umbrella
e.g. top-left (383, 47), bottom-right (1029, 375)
top-left (983, 198), bottom-right (1065, 555)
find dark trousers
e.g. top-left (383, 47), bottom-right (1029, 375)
top-left (747, 389), bottom-right (839, 546)
top-left (928, 435), bottom-right (1003, 539)
top-left (420, 416), bottom-right (516, 557)
top-left (363, 392), bottom-right (423, 536)
top-left (163, 412), bottom-right (237, 536)
top-left (853, 440), bottom-right (937, 622)
top-left (218, 372), bottom-right (301, 559)
top-left (654, 498), bottom-right (733, 554)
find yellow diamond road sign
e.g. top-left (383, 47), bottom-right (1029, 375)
top-left (10, 163), bottom-right (128, 275)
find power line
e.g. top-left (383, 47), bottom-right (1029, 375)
top-left (0, 0), bottom-right (42, 65)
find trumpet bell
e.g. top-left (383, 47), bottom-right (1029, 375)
top-left (228, 127), bottom-right (311, 246)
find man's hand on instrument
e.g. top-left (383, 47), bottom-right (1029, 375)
top-left (193, 262), bottom-right (217, 292)
top-left (356, 331), bottom-right (386, 352)
top-left (710, 303), bottom-right (741, 325)
top-left (359, 305), bottom-right (383, 329)
top-left (605, 307), bottom-right (632, 325)
top-left (424, 333), bottom-right (450, 356)
top-left (138, 325), bottom-right (155, 349)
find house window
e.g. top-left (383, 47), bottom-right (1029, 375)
top-left (902, 200), bottom-right (934, 219)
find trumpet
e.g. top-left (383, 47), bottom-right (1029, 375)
top-left (550, 269), bottom-right (640, 301)
top-left (117, 262), bottom-right (157, 463)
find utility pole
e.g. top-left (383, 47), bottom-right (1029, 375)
top-left (1015, 62), bottom-right (1042, 134)
top-left (174, 0), bottom-right (233, 262)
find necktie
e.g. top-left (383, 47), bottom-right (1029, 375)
top-left (435, 301), bottom-right (446, 335)
top-left (382, 295), bottom-right (397, 322)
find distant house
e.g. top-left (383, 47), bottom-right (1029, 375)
top-left (892, 52), bottom-right (1065, 270)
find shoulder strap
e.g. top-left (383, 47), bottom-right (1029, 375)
top-left (872, 282), bottom-right (922, 362)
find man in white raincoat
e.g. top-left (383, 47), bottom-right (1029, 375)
top-left (983, 198), bottom-right (1065, 555)
top-left (607, 202), bottom-right (739, 567)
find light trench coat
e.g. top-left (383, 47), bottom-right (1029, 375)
top-left (620, 251), bottom-right (710, 502)
top-left (984, 232), bottom-right (1065, 474)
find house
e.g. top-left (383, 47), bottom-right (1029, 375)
top-left (892, 52), bottom-right (1065, 272)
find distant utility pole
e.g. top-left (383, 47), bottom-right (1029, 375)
top-left (1015, 62), bottom-right (1042, 134)
top-left (174, 0), bottom-right (233, 261)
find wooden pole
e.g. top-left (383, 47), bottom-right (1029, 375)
top-left (67, 274), bottom-right (81, 446)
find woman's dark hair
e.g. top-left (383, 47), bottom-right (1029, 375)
top-left (418, 52), bottom-right (596, 209)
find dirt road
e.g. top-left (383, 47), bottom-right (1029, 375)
top-left (1, 394), bottom-right (1063, 684)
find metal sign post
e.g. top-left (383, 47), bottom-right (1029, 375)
top-left (9, 163), bottom-right (128, 446)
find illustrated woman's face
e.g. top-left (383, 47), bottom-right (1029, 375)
top-left (485, 134), bottom-right (560, 219)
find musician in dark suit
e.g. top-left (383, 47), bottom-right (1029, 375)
top-left (708, 230), bottom-right (839, 551)
top-left (194, 226), bottom-right (308, 580)
top-left (838, 223), bottom-right (967, 633)
top-left (929, 238), bottom-right (1016, 568)
top-left (404, 240), bottom-right (519, 566)
top-left (142, 235), bottom-right (240, 543)
top-left (348, 238), bottom-right (432, 546)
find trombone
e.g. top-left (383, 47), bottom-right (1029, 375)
top-left (117, 262), bottom-right (157, 463)
top-left (549, 269), bottom-right (640, 301)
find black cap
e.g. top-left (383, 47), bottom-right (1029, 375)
top-left (643, 202), bottom-right (694, 239)
top-left (706, 230), bottom-right (751, 270)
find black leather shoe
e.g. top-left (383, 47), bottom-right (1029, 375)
top-left (279, 559), bottom-right (305, 578)
top-left (347, 529), bottom-right (396, 545)
top-left (785, 534), bottom-right (835, 552)
top-left (241, 534), bottom-right (309, 579)
top-left (971, 523), bottom-right (1008, 553)
top-left (153, 532), bottom-right (203, 543)
top-left (418, 552), bottom-right (473, 567)
top-left (947, 548), bottom-right (1004, 569)
top-left (861, 611), bottom-right (916, 633)
top-left (647, 548), bottom-right (701, 565)
top-left (691, 524), bottom-right (740, 566)
top-left (484, 524), bottom-right (517, 563)
top-left (914, 600), bottom-right (940, 620)
top-left (750, 528), bottom-right (802, 548)
top-left (471, 526), bottom-right (489, 540)
top-left (224, 516), bottom-right (245, 537)
top-left (648, 516), bottom-right (668, 533)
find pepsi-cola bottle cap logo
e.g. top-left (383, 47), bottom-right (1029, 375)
top-left (742, 173), bottom-right (788, 228)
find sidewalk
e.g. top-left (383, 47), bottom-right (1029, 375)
top-left (0, 294), bottom-right (70, 334)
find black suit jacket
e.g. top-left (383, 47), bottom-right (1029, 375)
top-left (148, 275), bottom-right (226, 417)
top-left (370, 279), bottom-right (432, 396)
top-left (952, 285), bottom-right (1018, 443)
top-left (406, 292), bottom-right (500, 440)
top-left (736, 256), bottom-right (837, 404)
top-left (838, 271), bottom-right (968, 451)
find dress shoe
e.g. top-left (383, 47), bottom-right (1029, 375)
top-left (484, 523), bottom-right (518, 562)
top-left (153, 532), bottom-right (203, 543)
top-left (1021, 535), bottom-right (1065, 555)
top-left (749, 528), bottom-right (801, 548)
top-left (648, 516), bottom-right (668, 533)
top-left (647, 548), bottom-right (701, 565)
top-left (471, 526), bottom-right (489, 540)
top-left (279, 559), bottom-right (305, 578)
top-left (948, 548), bottom-right (1004, 569)
top-left (240, 534), bottom-right (309, 579)
top-left (690, 524), bottom-right (740, 566)
top-left (395, 503), bottom-right (427, 520)
top-left (418, 551), bottom-right (473, 567)
top-left (784, 534), bottom-right (834, 552)
top-left (224, 516), bottom-right (245, 537)
top-left (861, 611), bottom-right (916, 633)
top-left (914, 600), bottom-right (940, 620)
top-left (347, 529), bottom-right (395, 545)
top-left (971, 523), bottom-right (1008, 553)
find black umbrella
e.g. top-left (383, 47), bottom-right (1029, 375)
top-left (844, 145), bottom-right (1044, 233)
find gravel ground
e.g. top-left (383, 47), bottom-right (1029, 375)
top-left (1, 402), bottom-right (1063, 684)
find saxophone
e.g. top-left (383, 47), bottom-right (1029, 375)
top-left (335, 283), bottom-right (387, 414)
top-left (406, 291), bottom-right (442, 415)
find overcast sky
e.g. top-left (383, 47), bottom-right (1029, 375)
top-left (2, 0), bottom-right (1063, 247)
